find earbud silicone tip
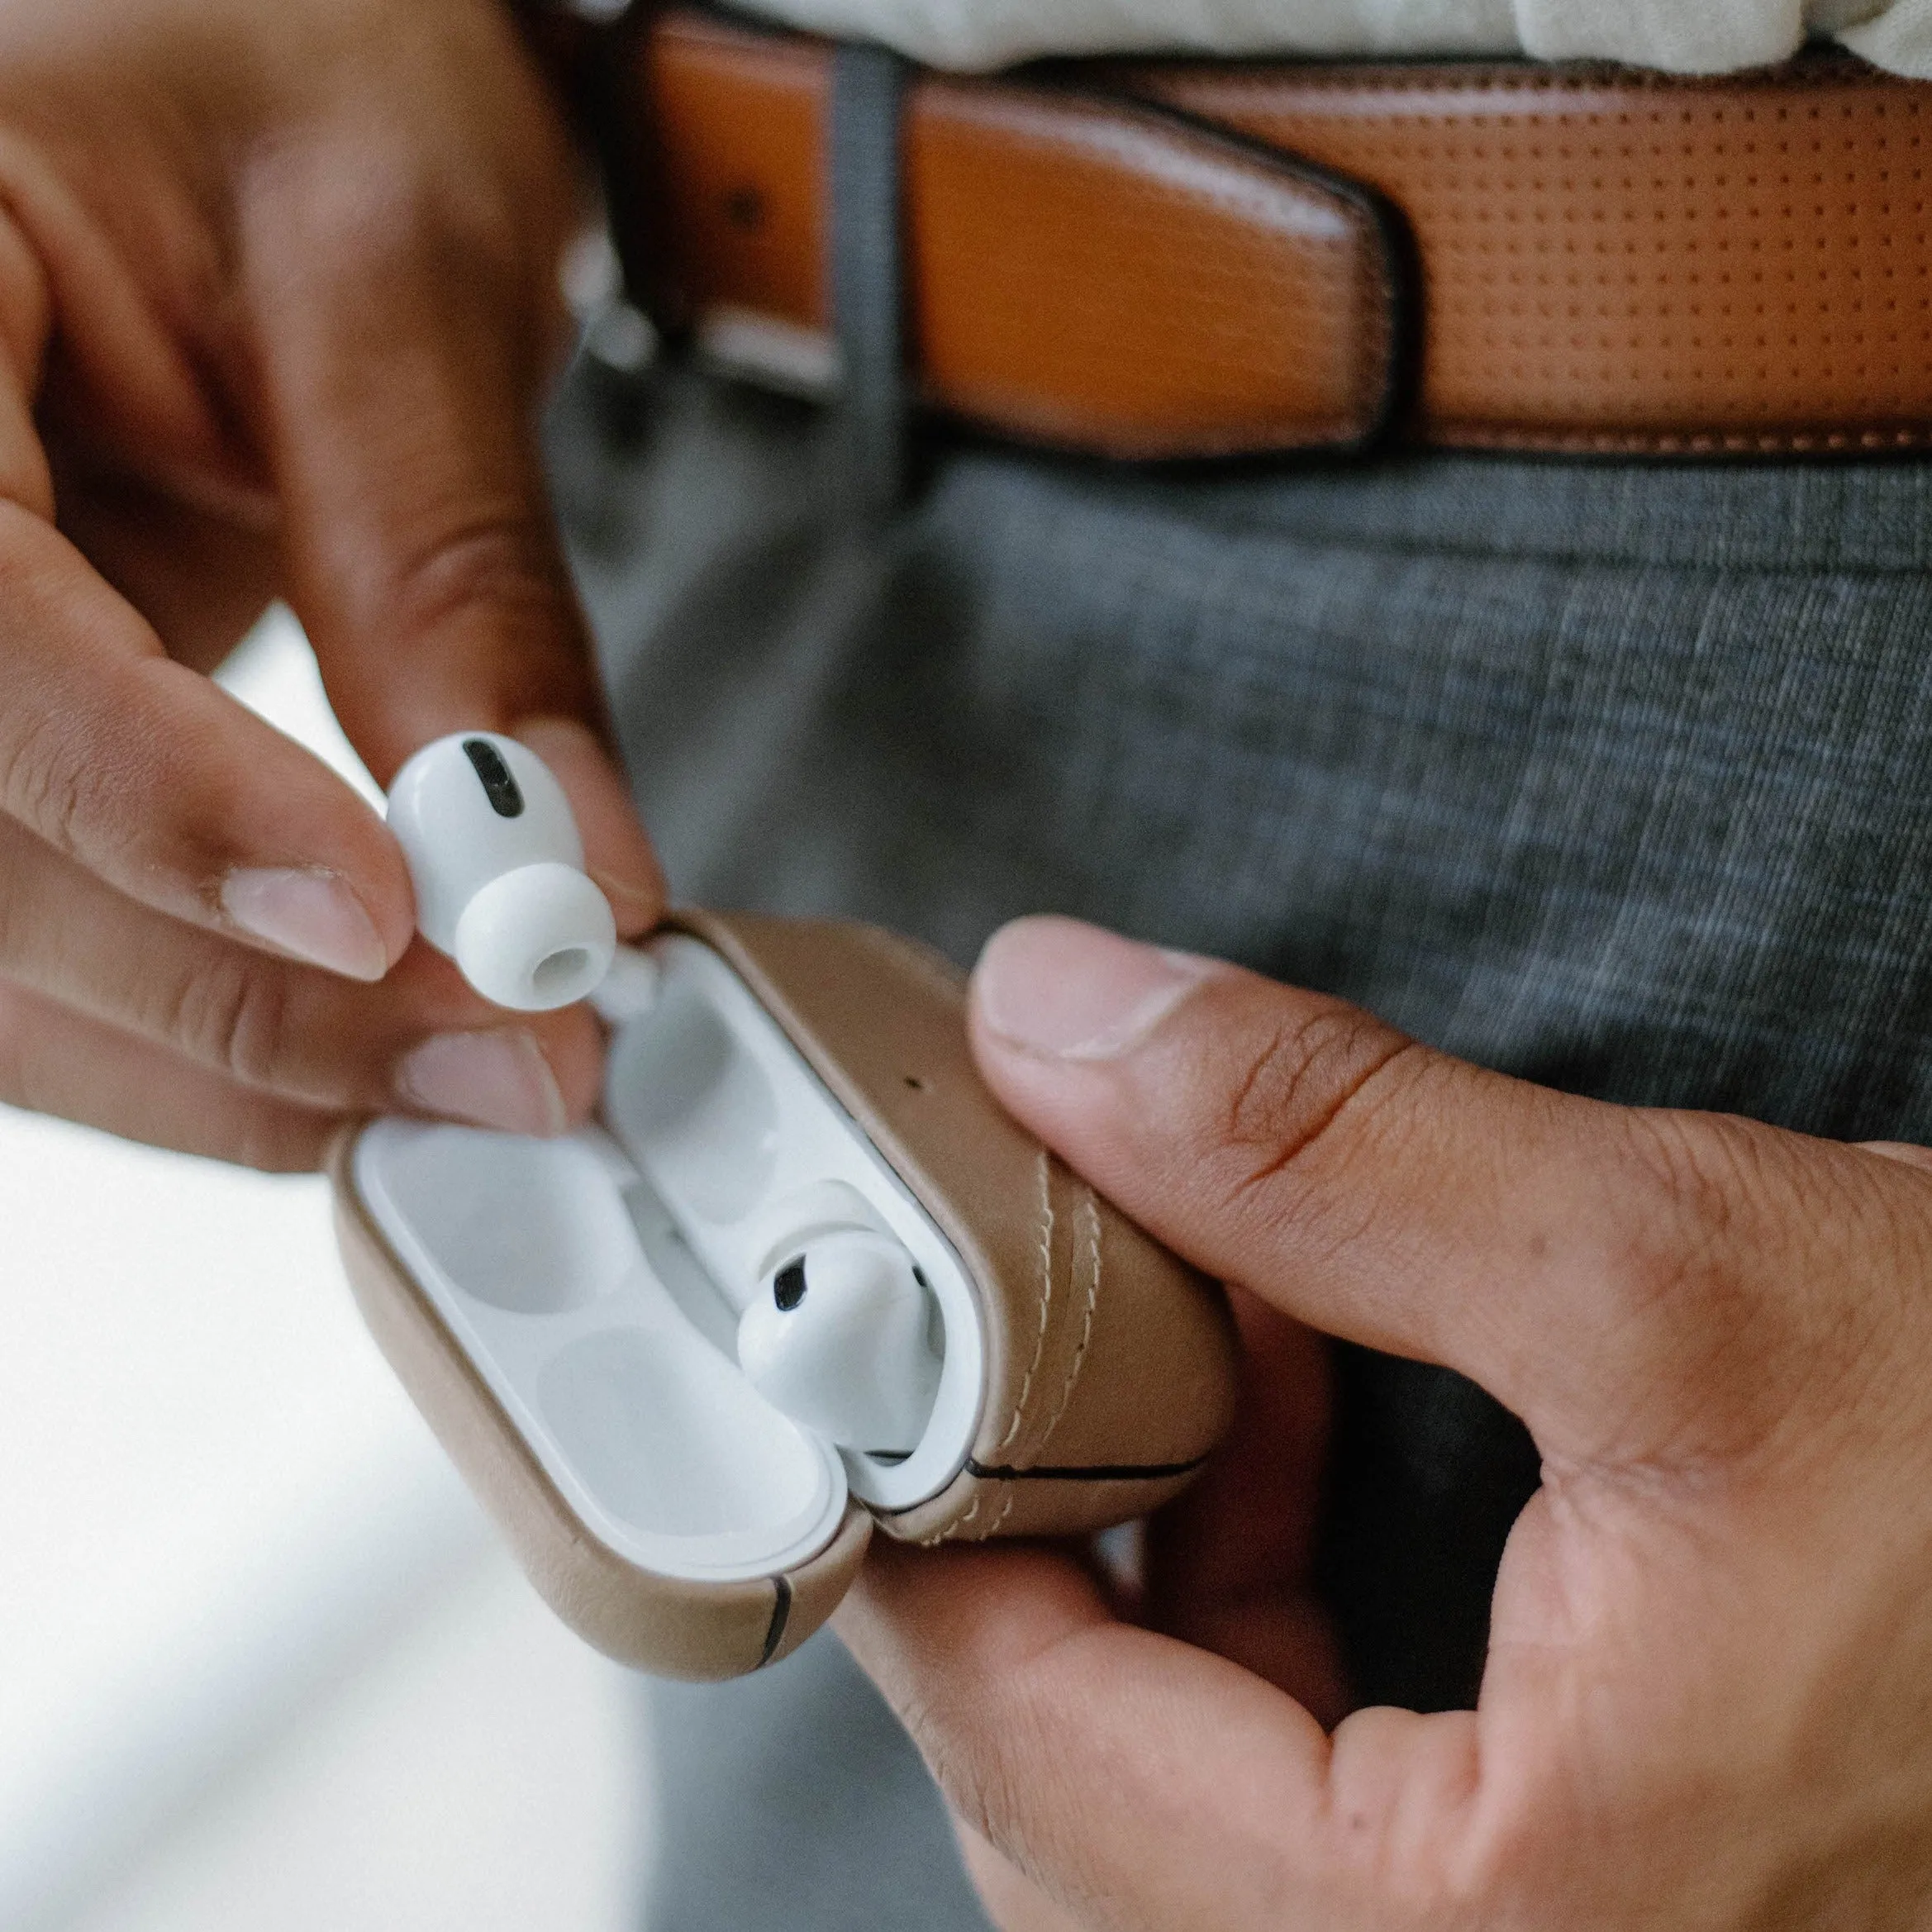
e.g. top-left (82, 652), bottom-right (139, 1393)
top-left (451, 859), bottom-right (616, 1011)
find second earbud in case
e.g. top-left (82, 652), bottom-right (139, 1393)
top-left (735, 1183), bottom-right (945, 1457)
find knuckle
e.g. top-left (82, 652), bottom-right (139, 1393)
top-left (933, 1721), bottom-right (1055, 1896)
top-left (1215, 1002), bottom-right (1420, 1209)
top-left (893, 1677), bottom-right (1037, 1869)
top-left (310, 175), bottom-right (423, 285)
top-left (155, 954), bottom-right (302, 1098)
top-left (929, 1736), bottom-right (1016, 1861)
top-left (0, 701), bottom-right (92, 858)
top-left (268, 135), bottom-right (521, 293)
top-left (1602, 1112), bottom-right (1754, 1330)
top-left (0, 972), bottom-right (335, 1168)
top-left (1595, 1111), bottom-right (1832, 1458)
top-left (385, 507), bottom-right (582, 668)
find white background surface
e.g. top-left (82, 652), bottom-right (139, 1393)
top-left (0, 612), bottom-right (645, 1931)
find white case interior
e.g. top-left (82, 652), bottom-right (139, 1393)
top-left (353, 935), bottom-right (986, 1583)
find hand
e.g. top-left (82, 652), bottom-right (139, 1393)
top-left (838, 915), bottom-right (1932, 1930)
top-left (0, 0), bottom-right (660, 1168)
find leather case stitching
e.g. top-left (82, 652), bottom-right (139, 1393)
top-left (925, 1477), bottom-right (983, 1545)
top-left (1029, 1188), bottom-right (1104, 1465)
top-left (995, 1149), bottom-right (1057, 1455)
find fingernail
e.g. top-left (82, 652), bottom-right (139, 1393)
top-left (395, 1029), bottom-right (568, 1135)
top-left (221, 867), bottom-right (388, 982)
top-left (973, 916), bottom-right (1214, 1060)
top-left (1860, 1140), bottom-right (1932, 1175)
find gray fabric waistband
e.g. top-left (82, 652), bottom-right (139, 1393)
top-left (1046, 444), bottom-right (1932, 578)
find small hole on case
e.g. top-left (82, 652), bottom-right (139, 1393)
top-left (903, 1075), bottom-right (926, 1090)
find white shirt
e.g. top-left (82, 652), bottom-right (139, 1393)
top-left (736, 0), bottom-right (1932, 79)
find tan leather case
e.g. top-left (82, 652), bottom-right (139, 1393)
top-left (331, 912), bottom-right (1236, 1677)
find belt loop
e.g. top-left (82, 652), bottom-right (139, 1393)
top-left (828, 43), bottom-right (908, 520)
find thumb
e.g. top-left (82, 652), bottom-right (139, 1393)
top-left (966, 917), bottom-right (1932, 1470)
top-left (234, 107), bottom-right (661, 933)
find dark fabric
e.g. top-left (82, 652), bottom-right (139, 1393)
top-left (548, 352), bottom-right (1932, 1926)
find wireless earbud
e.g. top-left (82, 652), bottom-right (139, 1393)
top-left (736, 1224), bottom-right (943, 1457)
top-left (387, 731), bottom-right (616, 1012)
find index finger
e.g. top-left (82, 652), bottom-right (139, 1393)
top-left (0, 502), bottom-right (412, 979)
top-left (235, 92), bottom-right (662, 934)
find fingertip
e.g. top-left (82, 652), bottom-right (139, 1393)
top-left (388, 1000), bottom-right (605, 1137)
top-left (201, 741), bottom-right (416, 980)
top-left (970, 916), bottom-right (1217, 1064)
top-left (335, 802), bottom-right (421, 970)
top-left (841, 1540), bottom-right (1113, 1688)
top-left (512, 715), bottom-right (664, 936)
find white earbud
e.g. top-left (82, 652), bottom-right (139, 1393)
top-left (386, 731), bottom-right (616, 1012)
top-left (736, 1227), bottom-right (943, 1456)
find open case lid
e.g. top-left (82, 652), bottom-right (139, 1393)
top-left (331, 912), bottom-right (1236, 1681)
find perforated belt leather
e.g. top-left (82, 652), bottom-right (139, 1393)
top-left (588, 6), bottom-right (1932, 460)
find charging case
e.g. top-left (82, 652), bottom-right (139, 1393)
top-left (331, 912), bottom-right (1237, 1679)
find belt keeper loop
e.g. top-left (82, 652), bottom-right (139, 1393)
top-left (828, 42), bottom-right (909, 519)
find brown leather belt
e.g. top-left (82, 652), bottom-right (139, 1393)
top-left (592, 6), bottom-right (1932, 460)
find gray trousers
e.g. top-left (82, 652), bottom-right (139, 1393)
top-left (549, 355), bottom-right (1932, 1930)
